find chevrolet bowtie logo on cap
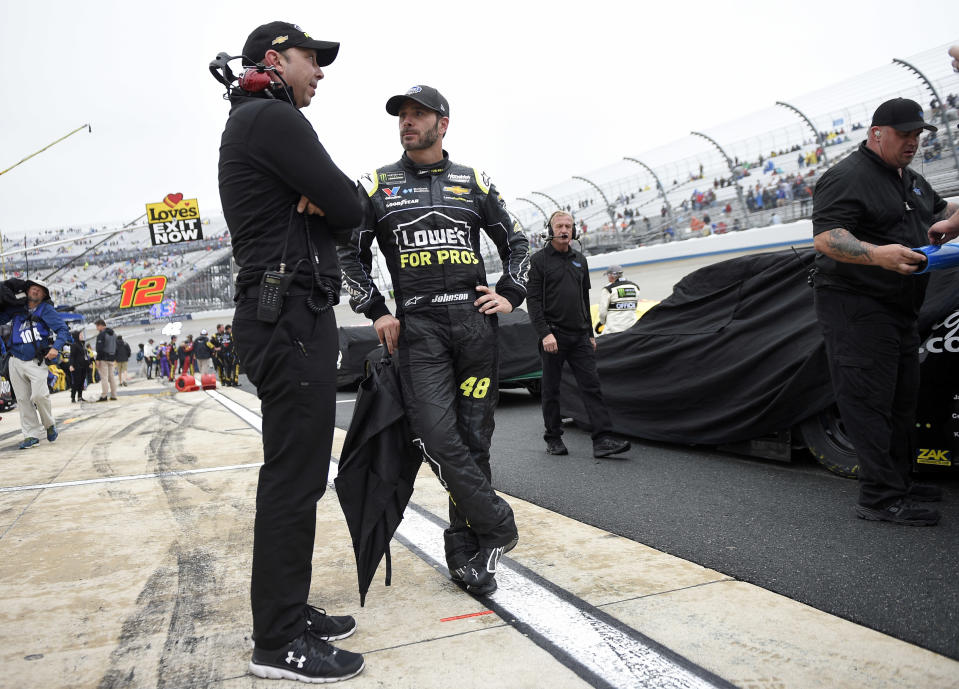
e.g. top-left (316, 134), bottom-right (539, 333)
top-left (271, 35), bottom-right (289, 45)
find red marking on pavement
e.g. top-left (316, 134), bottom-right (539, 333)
top-left (440, 610), bottom-right (494, 622)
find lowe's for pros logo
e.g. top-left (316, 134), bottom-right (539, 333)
top-left (921, 310), bottom-right (959, 354)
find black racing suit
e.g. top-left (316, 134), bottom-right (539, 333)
top-left (812, 142), bottom-right (947, 508)
top-left (218, 87), bottom-right (363, 650)
top-left (338, 151), bottom-right (529, 569)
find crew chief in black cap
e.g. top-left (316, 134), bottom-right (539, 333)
top-left (217, 20), bottom-right (365, 682)
top-left (812, 97), bottom-right (959, 526)
top-left (339, 85), bottom-right (529, 596)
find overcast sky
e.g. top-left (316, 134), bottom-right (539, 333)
top-left (0, 1), bottom-right (956, 236)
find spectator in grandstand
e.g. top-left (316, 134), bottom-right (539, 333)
top-left (68, 330), bottom-right (89, 403)
top-left (115, 335), bottom-right (131, 386)
top-left (94, 318), bottom-right (118, 401)
top-left (596, 265), bottom-right (640, 336)
top-left (0, 278), bottom-right (70, 448)
top-left (813, 98), bottom-right (959, 527)
top-left (218, 20), bottom-right (363, 682)
top-left (527, 210), bottom-right (631, 460)
top-left (193, 329), bottom-right (215, 374)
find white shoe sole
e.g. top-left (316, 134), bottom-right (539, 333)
top-left (249, 660), bottom-right (364, 683)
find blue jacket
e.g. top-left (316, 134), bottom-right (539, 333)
top-left (0, 301), bottom-right (70, 362)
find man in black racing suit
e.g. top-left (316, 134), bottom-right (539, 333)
top-left (339, 85), bottom-right (530, 595)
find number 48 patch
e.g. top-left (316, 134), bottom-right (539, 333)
top-left (459, 376), bottom-right (490, 398)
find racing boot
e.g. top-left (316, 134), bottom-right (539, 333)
top-left (461, 535), bottom-right (518, 593)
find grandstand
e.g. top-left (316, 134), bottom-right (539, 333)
top-left (1, 43), bottom-right (956, 309)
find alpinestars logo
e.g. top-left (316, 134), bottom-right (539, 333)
top-left (394, 211), bottom-right (471, 252)
top-left (404, 295), bottom-right (424, 307)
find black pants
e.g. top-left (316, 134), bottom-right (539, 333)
top-left (540, 329), bottom-right (613, 442)
top-left (396, 305), bottom-right (516, 570)
top-left (233, 295), bottom-right (338, 650)
top-left (70, 366), bottom-right (88, 399)
top-left (815, 289), bottom-right (919, 507)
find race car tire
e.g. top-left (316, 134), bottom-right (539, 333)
top-left (798, 405), bottom-right (859, 478)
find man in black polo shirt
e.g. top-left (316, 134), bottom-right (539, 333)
top-left (527, 210), bottom-right (631, 459)
top-left (813, 97), bottom-right (959, 526)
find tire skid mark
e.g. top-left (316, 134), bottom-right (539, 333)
top-left (96, 561), bottom-right (177, 689)
top-left (156, 548), bottom-right (220, 689)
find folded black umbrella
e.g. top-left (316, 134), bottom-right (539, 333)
top-left (335, 354), bottom-right (422, 606)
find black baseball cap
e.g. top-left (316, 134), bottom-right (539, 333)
top-left (242, 21), bottom-right (339, 67)
top-left (871, 97), bottom-right (937, 133)
top-left (385, 85), bottom-right (449, 117)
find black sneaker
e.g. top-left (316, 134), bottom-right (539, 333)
top-left (545, 438), bottom-right (568, 455)
top-left (305, 604), bottom-right (356, 641)
top-left (593, 437), bottom-right (631, 458)
top-left (249, 628), bottom-right (364, 683)
top-left (907, 483), bottom-right (943, 503)
top-left (450, 564), bottom-right (497, 595)
top-left (462, 535), bottom-right (518, 592)
top-left (855, 498), bottom-right (940, 526)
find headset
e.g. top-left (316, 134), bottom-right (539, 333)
top-left (543, 210), bottom-right (578, 240)
top-left (209, 52), bottom-right (294, 106)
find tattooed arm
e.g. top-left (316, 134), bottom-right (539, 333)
top-left (813, 228), bottom-right (926, 275)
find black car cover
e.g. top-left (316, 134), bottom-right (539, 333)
top-left (560, 248), bottom-right (959, 445)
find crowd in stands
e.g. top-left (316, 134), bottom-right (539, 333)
top-left (0, 223), bottom-right (231, 311)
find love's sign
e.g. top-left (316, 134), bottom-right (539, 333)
top-left (145, 193), bottom-right (203, 246)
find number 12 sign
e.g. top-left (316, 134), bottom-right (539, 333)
top-left (119, 276), bottom-right (168, 308)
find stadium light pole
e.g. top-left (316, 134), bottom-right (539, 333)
top-left (691, 131), bottom-right (750, 228)
top-left (531, 191), bottom-right (564, 211)
top-left (571, 176), bottom-right (616, 225)
top-left (516, 197), bottom-right (549, 225)
top-left (623, 157), bottom-right (674, 227)
top-left (892, 58), bottom-right (959, 176)
top-left (775, 101), bottom-right (827, 166)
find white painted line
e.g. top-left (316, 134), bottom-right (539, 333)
top-left (207, 386), bottom-right (728, 688)
top-left (397, 509), bottom-right (723, 689)
top-left (205, 389), bottom-right (262, 431)
top-left (0, 462), bottom-right (262, 494)
top-left (336, 398), bottom-right (356, 405)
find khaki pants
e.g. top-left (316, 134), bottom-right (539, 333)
top-left (97, 360), bottom-right (118, 398)
top-left (8, 356), bottom-right (55, 439)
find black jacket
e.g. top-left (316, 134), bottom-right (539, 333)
top-left (218, 90), bottom-right (363, 290)
top-left (96, 327), bottom-right (117, 362)
top-left (812, 141), bottom-right (947, 314)
top-left (68, 335), bottom-right (89, 370)
top-left (526, 243), bottom-right (592, 338)
top-left (339, 152), bottom-right (529, 320)
top-left (115, 339), bottom-right (131, 363)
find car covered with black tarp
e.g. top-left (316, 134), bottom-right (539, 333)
top-left (559, 248), bottom-right (959, 476)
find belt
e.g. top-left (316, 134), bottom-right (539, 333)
top-left (401, 290), bottom-right (474, 311)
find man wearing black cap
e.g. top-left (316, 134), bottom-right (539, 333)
top-left (339, 85), bottom-right (529, 596)
top-left (217, 20), bottom-right (364, 682)
top-left (0, 278), bottom-right (69, 449)
top-left (813, 97), bottom-right (959, 526)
